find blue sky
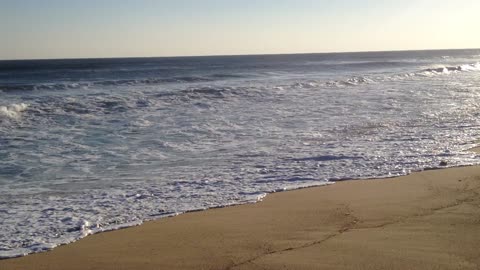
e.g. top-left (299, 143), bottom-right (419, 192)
top-left (1, 0), bottom-right (480, 59)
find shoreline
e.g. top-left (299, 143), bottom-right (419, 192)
top-left (1, 163), bottom-right (480, 269)
top-left (0, 161), bottom-right (475, 260)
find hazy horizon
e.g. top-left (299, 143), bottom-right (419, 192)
top-left (2, 0), bottom-right (480, 60)
top-left (2, 47), bottom-right (480, 62)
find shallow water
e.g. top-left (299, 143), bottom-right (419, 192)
top-left (1, 50), bottom-right (480, 258)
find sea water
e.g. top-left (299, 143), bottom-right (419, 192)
top-left (1, 49), bottom-right (480, 258)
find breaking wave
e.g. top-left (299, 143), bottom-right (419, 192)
top-left (0, 103), bottom-right (28, 119)
top-left (422, 63), bottom-right (480, 74)
top-left (318, 62), bottom-right (480, 88)
top-left (1, 62), bottom-right (478, 94)
top-left (326, 76), bottom-right (374, 87)
top-left (0, 74), bottom-right (245, 93)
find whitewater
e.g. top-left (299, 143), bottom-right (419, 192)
top-left (1, 49), bottom-right (480, 258)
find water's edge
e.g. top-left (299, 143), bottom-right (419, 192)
top-left (2, 145), bottom-right (478, 260)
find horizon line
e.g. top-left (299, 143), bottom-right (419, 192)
top-left (1, 47), bottom-right (479, 62)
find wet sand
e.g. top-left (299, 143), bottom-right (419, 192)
top-left (1, 165), bottom-right (480, 270)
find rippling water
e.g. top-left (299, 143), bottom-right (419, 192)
top-left (1, 49), bottom-right (480, 258)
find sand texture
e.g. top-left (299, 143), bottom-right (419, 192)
top-left (1, 166), bottom-right (480, 270)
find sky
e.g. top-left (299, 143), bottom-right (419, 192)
top-left (1, 0), bottom-right (480, 60)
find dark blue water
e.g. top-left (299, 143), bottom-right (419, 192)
top-left (1, 49), bottom-right (477, 91)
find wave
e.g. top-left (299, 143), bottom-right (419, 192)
top-left (15, 87), bottom-right (250, 121)
top-left (339, 60), bottom-right (413, 68)
top-left (0, 74), bottom-right (245, 93)
top-left (326, 76), bottom-right (374, 87)
top-left (15, 60), bottom-right (480, 125)
top-left (421, 63), bottom-right (480, 74)
top-left (155, 86), bottom-right (252, 101)
top-left (2, 62), bottom-right (478, 94)
top-left (289, 77), bottom-right (373, 89)
top-left (0, 103), bottom-right (29, 119)
top-left (319, 62), bottom-right (480, 88)
top-left (284, 62), bottom-right (480, 91)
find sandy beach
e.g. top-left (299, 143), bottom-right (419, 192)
top-left (1, 163), bottom-right (479, 270)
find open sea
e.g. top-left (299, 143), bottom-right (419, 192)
top-left (1, 49), bottom-right (480, 258)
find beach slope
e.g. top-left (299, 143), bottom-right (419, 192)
top-left (1, 166), bottom-right (480, 270)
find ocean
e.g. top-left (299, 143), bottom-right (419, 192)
top-left (1, 49), bottom-right (480, 258)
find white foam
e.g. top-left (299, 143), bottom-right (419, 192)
top-left (459, 62), bottom-right (480, 71)
top-left (0, 103), bottom-right (28, 119)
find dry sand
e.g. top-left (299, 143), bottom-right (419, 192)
top-left (1, 165), bottom-right (480, 270)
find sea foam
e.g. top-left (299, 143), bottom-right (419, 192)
top-left (0, 103), bottom-right (28, 119)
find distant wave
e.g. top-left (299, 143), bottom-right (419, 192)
top-left (12, 86), bottom-right (251, 122)
top-left (155, 86), bottom-right (253, 101)
top-left (289, 77), bottom-right (373, 89)
top-left (318, 62), bottom-right (480, 88)
top-left (326, 76), bottom-right (374, 87)
top-left (281, 62), bottom-right (480, 92)
top-left (2, 63), bottom-right (478, 94)
top-left (421, 63), bottom-right (480, 74)
top-left (338, 60), bottom-right (413, 68)
top-left (17, 61), bottom-right (480, 121)
top-left (0, 103), bottom-right (28, 119)
top-left (0, 74), bottom-right (246, 93)
top-left (225, 62), bottom-right (479, 93)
